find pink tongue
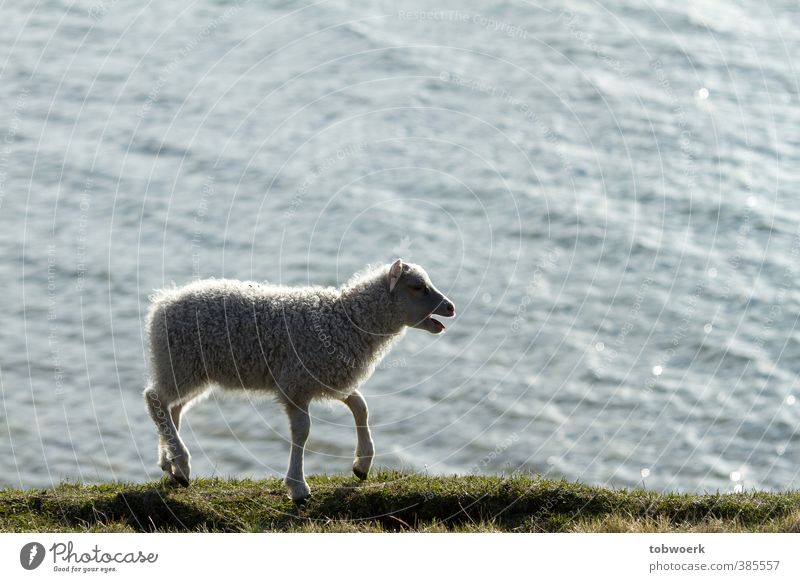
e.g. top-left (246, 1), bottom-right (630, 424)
top-left (433, 319), bottom-right (445, 332)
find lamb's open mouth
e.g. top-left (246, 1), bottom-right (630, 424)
top-left (415, 316), bottom-right (446, 334)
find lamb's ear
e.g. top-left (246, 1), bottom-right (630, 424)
top-left (388, 259), bottom-right (404, 293)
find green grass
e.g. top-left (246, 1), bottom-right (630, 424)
top-left (1, 471), bottom-right (799, 532)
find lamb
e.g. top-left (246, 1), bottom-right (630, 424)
top-left (143, 259), bottom-right (455, 502)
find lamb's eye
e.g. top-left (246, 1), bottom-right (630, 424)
top-left (410, 284), bottom-right (424, 292)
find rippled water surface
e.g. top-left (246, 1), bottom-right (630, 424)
top-left (1, 0), bottom-right (800, 492)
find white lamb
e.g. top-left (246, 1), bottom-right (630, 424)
top-left (143, 259), bottom-right (455, 502)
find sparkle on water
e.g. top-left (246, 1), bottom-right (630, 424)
top-left (652, 365), bottom-right (663, 376)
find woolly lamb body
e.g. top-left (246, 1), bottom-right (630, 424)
top-left (147, 278), bottom-right (400, 403)
top-left (143, 260), bottom-right (455, 501)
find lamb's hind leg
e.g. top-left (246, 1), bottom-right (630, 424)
top-left (344, 390), bottom-right (374, 480)
top-left (144, 383), bottom-right (192, 486)
top-left (161, 402), bottom-right (186, 469)
top-left (284, 400), bottom-right (312, 503)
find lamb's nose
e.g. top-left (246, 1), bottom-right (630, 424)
top-left (446, 301), bottom-right (455, 315)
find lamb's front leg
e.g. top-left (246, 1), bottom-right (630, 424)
top-left (284, 403), bottom-right (312, 503)
top-left (344, 390), bottom-right (374, 480)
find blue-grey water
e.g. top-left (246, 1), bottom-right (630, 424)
top-left (1, 0), bottom-right (799, 493)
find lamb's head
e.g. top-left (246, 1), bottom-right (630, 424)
top-left (388, 259), bottom-right (455, 334)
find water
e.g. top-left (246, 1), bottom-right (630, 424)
top-left (1, 0), bottom-right (799, 493)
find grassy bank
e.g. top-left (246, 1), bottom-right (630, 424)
top-left (2, 471), bottom-right (799, 532)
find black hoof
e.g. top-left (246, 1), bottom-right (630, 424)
top-left (293, 494), bottom-right (311, 506)
top-left (353, 467), bottom-right (368, 481)
top-left (169, 472), bottom-right (190, 488)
